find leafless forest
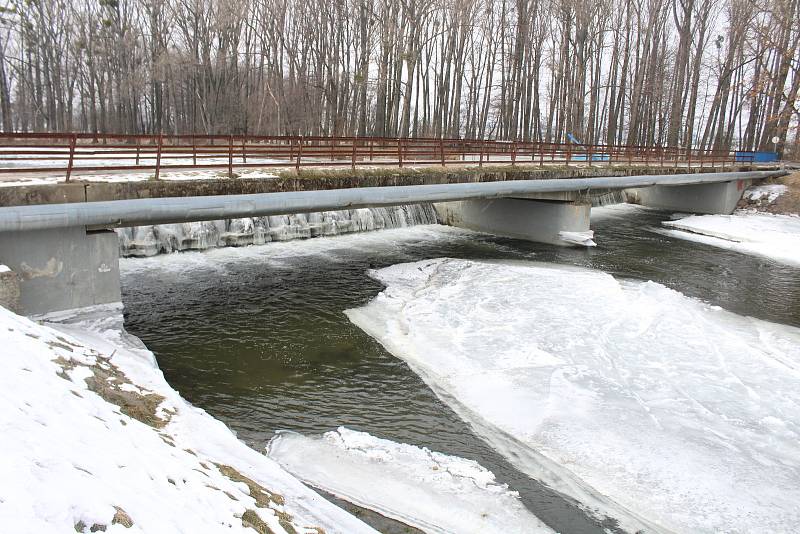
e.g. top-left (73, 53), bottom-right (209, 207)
top-left (0, 0), bottom-right (797, 154)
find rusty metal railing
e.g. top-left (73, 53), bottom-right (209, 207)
top-left (0, 132), bottom-right (751, 182)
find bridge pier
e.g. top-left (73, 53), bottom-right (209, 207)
top-left (434, 198), bottom-right (595, 247)
top-left (627, 179), bottom-right (750, 215)
top-left (0, 227), bottom-right (120, 316)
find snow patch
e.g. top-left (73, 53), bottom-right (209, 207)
top-left (345, 258), bottom-right (800, 533)
top-left (742, 184), bottom-right (787, 204)
top-left (268, 427), bottom-right (553, 534)
top-left (0, 303), bottom-right (376, 534)
top-left (661, 211), bottom-right (800, 266)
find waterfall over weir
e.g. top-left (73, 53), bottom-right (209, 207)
top-left (116, 204), bottom-right (439, 257)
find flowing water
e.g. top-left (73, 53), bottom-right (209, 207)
top-left (120, 205), bottom-right (800, 533)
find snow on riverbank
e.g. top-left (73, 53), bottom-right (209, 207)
top-left (346, 259), bottom-right (800, 533)
top-left (660, 211), bottom-right (800, 266)
top-left (741, 183), bottom-right (787, 204)
top-left (267, 427), bottom-right (552, 534)
top-left (0, 303), bottom-right (376, 534)
top-left (0, 166), bottom-right (279, 187)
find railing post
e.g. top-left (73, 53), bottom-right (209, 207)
top-left (398, 138), bottom-right (403, 168)
top-left (192, 137), bottom-right (197, 166)
top-left (228, 135), bottom-right (233, 178)
top-left (511, 141), bottom-right (517, 166)
top-left (479, 140), bottom-right (484, 167)
top-left (566, 142), bottom-right (571, 166)
top-left (539, 142), bottom-right (544, 167)
top-left (659, 146), bottom-right (664, 167)
top-left (369, 139), bottom-right (374, 161)
top-left (587, 144), bottom-right (593, 167)
top-left (65, 133), bottom-right (77, 183)
top-left (627, 146), bottom-right (633, 166)
top-left (154, 133), bottom-right (163, 181)
top-left (351, 138), bottom-right (357, 170)
top-left (135, 137), bottom-right (140, 166)
top-left (242, 136), bottom-right (247, 164)
top-left (440, 137), bottom-right (445, 167)
top-left (687, 146), bottom-right (692, 169)
top-left (296, 136), bottom-right (303, 171)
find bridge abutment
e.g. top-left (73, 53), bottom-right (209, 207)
top-left (627, 179), bottom-right (750, 215)
top-left (434, 198), bottom-right (595, 247)
top-left (0, 227), bottom-right (121, 316)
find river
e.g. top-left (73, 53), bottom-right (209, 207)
top-left (120, 205), bottom-right (800, 533)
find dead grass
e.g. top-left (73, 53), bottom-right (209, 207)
top-left (83, 361), bottom-right (169, 429)
top-left (278, 163), bottom-right (576, 181)
top-left (52, 350), bottom-right (171, 429)
top-left (215, 463), bottom-right (297, 534)
top-left (765, 171), bottom-right (800, 215)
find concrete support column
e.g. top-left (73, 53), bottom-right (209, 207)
top-left (434, 198), bottom-right (595, 247)
top-left (0, 227), bottom-right (121, 316)
top-left (626, 179), bottom-right (750, 214)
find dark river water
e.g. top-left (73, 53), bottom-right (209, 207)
top-left (120, 205), bottom-right (800, 533)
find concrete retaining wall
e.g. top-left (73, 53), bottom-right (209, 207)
top-left (0, 228), bottom-right (120, 315)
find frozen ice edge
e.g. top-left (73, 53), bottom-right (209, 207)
top-left (345, 284), bottom-right (659, 534)
top-left (344, 258), bottom-right (800, 534)
top-left (659, 211), bottom-right (800, 267)
top-left (267, 427), bottom-right (554, 534)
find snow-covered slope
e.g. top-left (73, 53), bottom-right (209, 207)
top-left (0, 303), bottom-right (376, 534)
top-left (268, 427), bottom-right (552, 534)
top-left (346, 259), bottom-right (800, 534)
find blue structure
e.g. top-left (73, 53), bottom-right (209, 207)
top-left (566, 133), bottom-right (610, 161)
top-left (735, 151), bottom-right (779, 163)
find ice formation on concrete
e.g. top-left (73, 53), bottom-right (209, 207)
top-left (661, 211), bottom-right (800, 266)
top-left (268, 427), bottom-right (553, 534)
top-left (0, 303), bottom-right (377, 534)
top-left (116, 204), bottom-right (438, 257)
top-left (346, 258), bottom-right (800, 533)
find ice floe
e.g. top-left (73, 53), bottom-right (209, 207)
top-left (346, 258), bottom-right (800, 533)
top-left (660, 211), bottom-right (800, 266)
top-left (268, 427), bottom-right (553, 534)
top-left (0, 303), bottom-right (376, 534)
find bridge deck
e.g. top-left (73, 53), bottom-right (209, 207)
top-left (0, 164), bottom-right (781, 208)
top-left (0, 169), bottom-right (785, 232)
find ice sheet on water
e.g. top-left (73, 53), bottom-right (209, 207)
top-left (661, 211), bottom-right (800, 266)
top-left (267, 427), bottom-right (553, 534)
top-left (345, 258), bottom-right (800, 533)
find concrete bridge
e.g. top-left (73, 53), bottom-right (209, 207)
top-left (0, 167), bottom-right (785, 315)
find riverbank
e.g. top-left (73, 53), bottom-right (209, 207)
top-left (657, 172), bottom-right (800, 266)
top-left (0, 302), bottom-right (376, 534)
top-left (737, 170), bottom-right (800, 215)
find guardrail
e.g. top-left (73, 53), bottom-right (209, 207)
top-left (0, 132), bottom-right (751, 182)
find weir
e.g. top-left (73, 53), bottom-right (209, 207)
top-left (0, 169), bottom-right (785, 315)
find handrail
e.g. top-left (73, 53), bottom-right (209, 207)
top-left (0, 131), bottom-right (754, 179)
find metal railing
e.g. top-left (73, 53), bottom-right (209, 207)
top-left (0, 132), bottom-right (751, 182)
